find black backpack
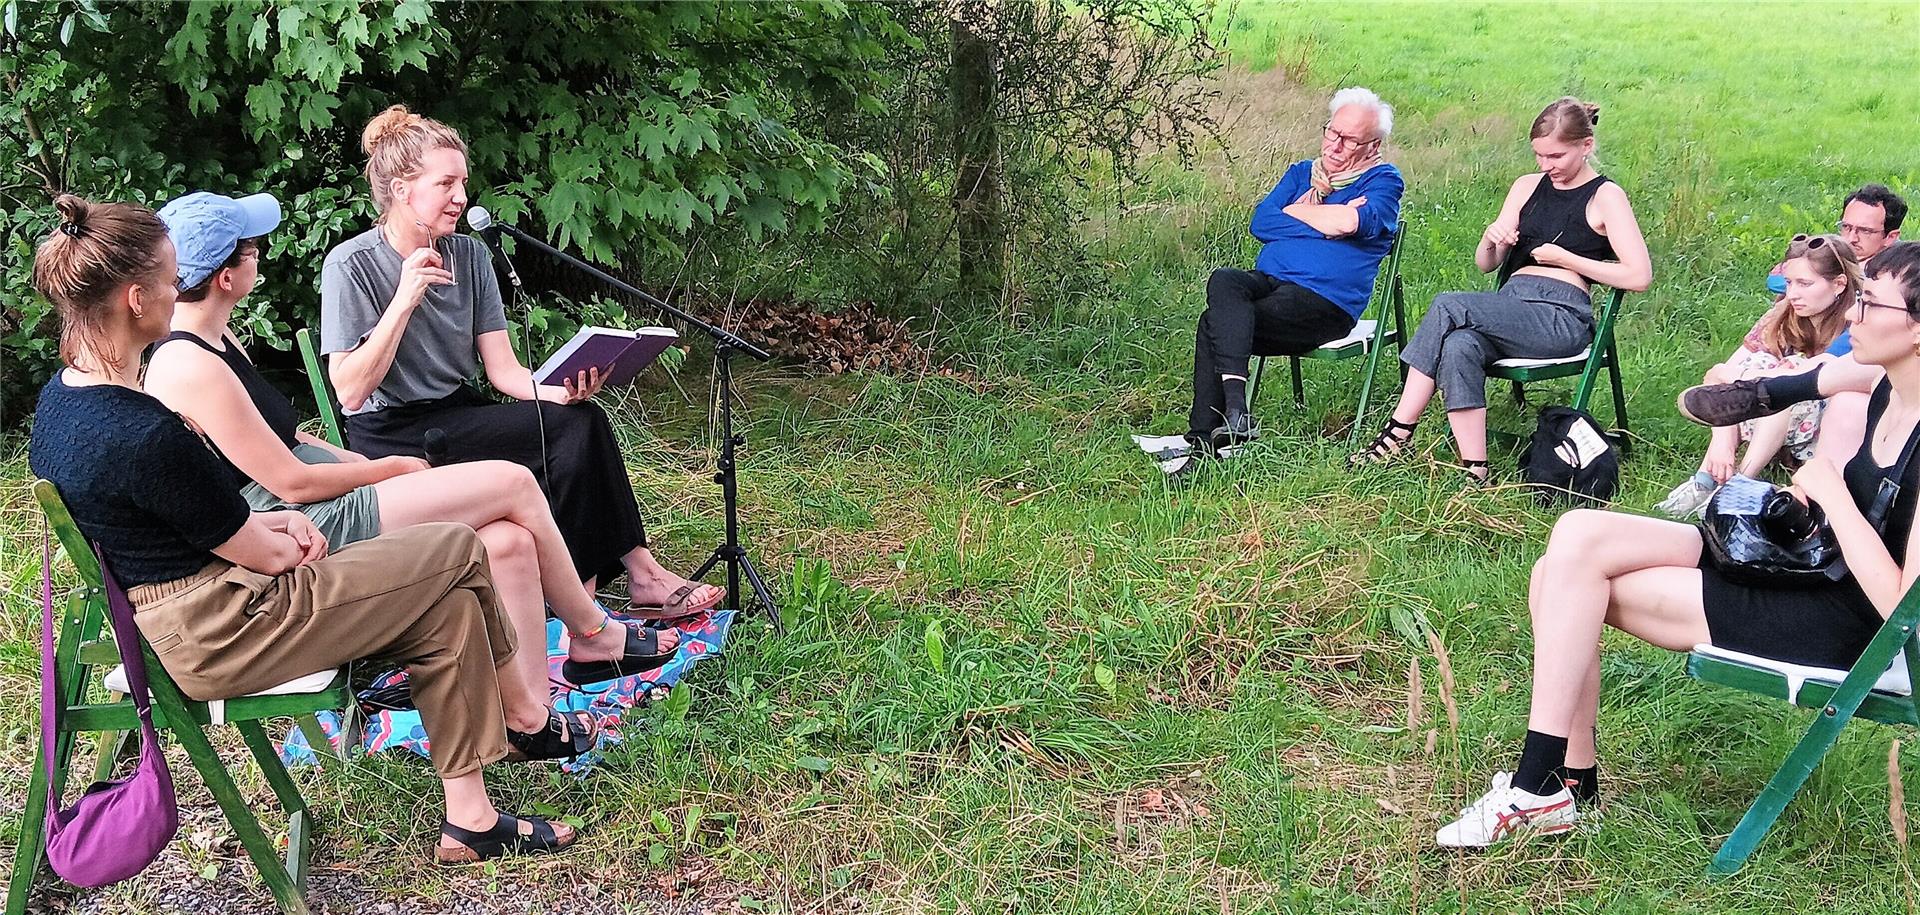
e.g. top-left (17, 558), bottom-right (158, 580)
top-left (1518, 406), bottom-right (1619, 506)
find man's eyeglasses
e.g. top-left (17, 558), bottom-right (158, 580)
top-left (1323, 123), bottom-right (1380, 152)
top-left (1839, 220), bottom-right (1887, 239)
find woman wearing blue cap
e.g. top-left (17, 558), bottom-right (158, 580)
top-left (146, 191), bottom-right (682, 760)
top-left (314, 105), bottom-right (721, 621)
top-left (31, 194), bottom-right (586, 863)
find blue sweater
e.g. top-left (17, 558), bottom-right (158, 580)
top-left (1250, 160), bottom-right (1405, 318)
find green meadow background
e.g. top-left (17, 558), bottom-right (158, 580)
top-left (2, 2), bottom-right (1917, 911)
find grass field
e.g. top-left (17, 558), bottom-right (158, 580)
top-left (4, 2), bottom-right (1920, 912)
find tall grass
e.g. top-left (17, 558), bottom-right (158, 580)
top-left (3, 3), bottom-right (1919, 912)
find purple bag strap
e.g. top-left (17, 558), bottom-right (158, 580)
top-left (41, 533), bottom-right (163, 789)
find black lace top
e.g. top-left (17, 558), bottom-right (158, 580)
top-left (29, 373), bottom-right (250, 586)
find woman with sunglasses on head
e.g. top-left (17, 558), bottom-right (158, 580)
top-left (319, 105), bottom-right (722, 620)
top-left (1433, 243), bottom-right (1920, 848)
top-left (1352, 97), bottom-right (1653, 484)
top-left (1656, 234), bottom-right (1862, 517)
top-left (143, 192), bottom-right (679, 755)
top-left (28, 195), bottom-right (587, 863)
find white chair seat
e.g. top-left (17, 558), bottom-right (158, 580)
top-left (105, 665), bottom-right (336, 697)
top-left (1692, 643), bottom-right (1913, 700)
top-left (1493, 347), bottom-right (1592, 369)
top-left (1314, 320), bottom-right (1377, 353)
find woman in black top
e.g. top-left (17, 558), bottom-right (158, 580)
top-left (27, 195), bottom-right (588, 864)
top-left (1353, 97), bottom-right (1654, 482)
top-left (1431, 244), bottom-right (1920, 849)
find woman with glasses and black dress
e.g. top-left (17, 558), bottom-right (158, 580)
top-left (1429, 243), bottom-right (1920, 849)
top-left (1352, 97), bottom-right (1653, 484)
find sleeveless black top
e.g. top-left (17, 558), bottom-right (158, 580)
top-left (1843, 380), bottom-right (1920, 560)
top-left (153, 331), bottom-right (302, 482)
top-left (1498, 174), bottom-right (1619, 285)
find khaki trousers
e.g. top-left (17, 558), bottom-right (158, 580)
top-left (127, 522), bottom-right (516, 779)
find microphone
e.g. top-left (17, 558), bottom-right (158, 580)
top-left (423, 428), bottom-right (449, 467)
top-left (466, 206), bottom-right (522, 289)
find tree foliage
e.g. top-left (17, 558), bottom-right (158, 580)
top-left (0, 0), bottom-right (1220, 426)
top-left (0, 0), bottom-right (903, 422)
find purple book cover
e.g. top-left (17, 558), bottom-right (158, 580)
top-left (533, 326), bottom-right (678, 387)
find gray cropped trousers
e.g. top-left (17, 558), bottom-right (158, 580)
top-left (1399, 274), bottom-right (1593, 411)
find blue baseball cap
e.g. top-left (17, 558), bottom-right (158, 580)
top-left (156, 191), bottom-right (283, 290)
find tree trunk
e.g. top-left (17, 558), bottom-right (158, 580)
top-left (950, 16), bottom-right (1003, 307)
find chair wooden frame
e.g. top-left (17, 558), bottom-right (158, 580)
top-left (9, 482), bottom-right (349, 915)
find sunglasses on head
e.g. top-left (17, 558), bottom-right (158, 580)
top-left (1790, 233), bottom-right (1834, 249)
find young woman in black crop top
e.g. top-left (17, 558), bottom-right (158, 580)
top-left (1428, 243), bottom-right (1920, 849)
top-left (1352, 97), bottom-right (1654, 483)
top-left (145, 193), bottom-right (684, 718)
top-left (27, 195), bottom-right (602, 864)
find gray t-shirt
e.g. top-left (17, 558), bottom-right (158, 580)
top-left (319, 227), bottom-right (508, 415)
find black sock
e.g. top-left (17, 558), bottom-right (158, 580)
top-left (1513, 730), bottom-right (1569, 796)
top-left (1222, 377), bottom-right (1248, 419)
top-left (1555, 764), bottom-right (1598, 803)
top-left (1762, 364), bottom-right (1823, 407)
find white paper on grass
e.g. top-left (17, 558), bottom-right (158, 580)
top-left (1132, 433), bottom-right (1193, 455)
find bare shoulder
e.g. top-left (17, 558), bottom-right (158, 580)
top-left (146, 336), bottom-right (226, 386)
top-left (1510, 172), bottom-right (1546, 194)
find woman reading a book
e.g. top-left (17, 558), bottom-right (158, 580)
top-left (319, 105), bottom-right (722, 620)
top-left (144, 191), bottom-right (679, 745)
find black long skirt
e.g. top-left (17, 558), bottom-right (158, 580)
top-left (345, 385), bottom-right (646, 584)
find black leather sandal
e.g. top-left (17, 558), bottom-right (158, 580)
top-left (505, 708), bottom-right (597, 762)
top-left (1349, 418), bottom-right (1418, 468)
top-left (1460, 458), bottom-right (1491, 486)
top-left (434, 812), bottom-right (578, 865)
top-left (560, 622), bottom-right (681, 686)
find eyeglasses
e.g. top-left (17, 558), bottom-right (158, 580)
top-left (1790, 233), bottom-right (1836, 249)
top-left (1838, 220), bottom-right (1887, 238)
top-left (1322, 123), bottom-right (1380, 151)
top-left (1853, 294), bottom-right (1914, 323)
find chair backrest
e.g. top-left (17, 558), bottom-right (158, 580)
top-left (35, 480), bottom-right (103, 592)
top-left (294, 328), bottom-right (345, 448)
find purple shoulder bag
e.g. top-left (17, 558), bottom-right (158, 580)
top-left (39, 535), bottom-right (179, 887)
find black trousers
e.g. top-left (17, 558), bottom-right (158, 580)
top-left (1189, 268), bottom-right (1354, 437)
top-left (345, 386), bottom-right (648, 584)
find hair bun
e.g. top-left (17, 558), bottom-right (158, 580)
top-left (361, 105), bottom-right (418, 155)
top-left (53, 194), bottom-right (90, 238)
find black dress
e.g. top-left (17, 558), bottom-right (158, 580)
top-left (345, 387), bottom-right (647, 584)
top-left (1700, 380), bottom-right (1920, 668)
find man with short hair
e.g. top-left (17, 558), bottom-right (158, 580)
top-left (1169, 87), bottom-right (1404, 476)
top-left (1683, 185), bottom-right (1910, 445)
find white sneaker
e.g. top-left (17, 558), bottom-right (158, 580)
top-left (1655, 478), bottom-right (1716, 518)
top-left (1435, 772), bottom-right (1579, 848)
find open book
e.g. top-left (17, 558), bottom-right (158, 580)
top-left (533, 325), bottom-right (679, 388)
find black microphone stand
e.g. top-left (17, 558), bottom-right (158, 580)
top-left (483, 221), bottom-right (784, 633)
top-left (481, 234), bottom-right (554, 502)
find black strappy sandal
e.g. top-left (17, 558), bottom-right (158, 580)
top-left (1349, 418), bottom-right (1418, 468)
top-left (559, 622), bottom-right (681, 686)
top-left (434, 812), bottom-right (578, 865)
top-left (505, 708), bottom-right (597, 762)
top-left (1460, 459), bottom-right (1491, 486)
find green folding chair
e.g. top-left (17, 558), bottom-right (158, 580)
top-left (10, 482), bottom-right (350, 915)
top-left (1486, 286), bottom-right (1632, 443)
top-left (1249, 230), bottom-right (1409, 446)
top-left (1685, 584), bottom-right (1920, 874)
top-left (294, 328), bottom-right (345, 448)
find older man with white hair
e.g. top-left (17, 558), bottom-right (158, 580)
top-left (1177, 86), bottom-right (1404, 467)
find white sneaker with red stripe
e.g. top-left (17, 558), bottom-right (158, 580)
top-left (1435, 772), bottom-right (1579, 848)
